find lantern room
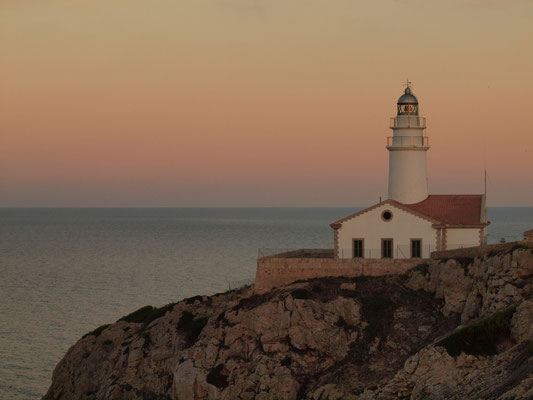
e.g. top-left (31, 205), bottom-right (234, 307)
top-left (397, 87), bottom-right (419, 115)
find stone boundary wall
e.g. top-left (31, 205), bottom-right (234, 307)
top-left (430, 241), bottom-right (530, 260)
top-left (254, 255), bottom-right (424, 294)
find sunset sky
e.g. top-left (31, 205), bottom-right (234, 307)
top-left (1, 0), bottom-right (532, 206)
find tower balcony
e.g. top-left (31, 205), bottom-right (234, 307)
top-left (390, 116), bottom-right (426, 129)
top-left (387, 136), bottom-right (429, 148)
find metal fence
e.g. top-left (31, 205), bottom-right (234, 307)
top-left (258, 244), bottom-right (486, 260)
top-left (445, 244), bottom-right (483, 250)
top-left (227, 278), bottom-right (254, 291)
top-left (258, 248), bottom-right (298, 258)
top-left (337, 243), bottom-right (481, 259)
top-left (258, 248), bottom-right (334, 258)
top-left (337, 244), bottom-right (433, 259)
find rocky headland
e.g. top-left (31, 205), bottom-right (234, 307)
top-left (44, 243), bottom-right (533, 399)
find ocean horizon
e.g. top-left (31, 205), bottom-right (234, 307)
top-left (1, 206), bottom-right (532, 399)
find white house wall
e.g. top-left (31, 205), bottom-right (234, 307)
top-left (336, 203), bottom-right (436, 259)
top-left (446, 228), bottom-right (481, 249)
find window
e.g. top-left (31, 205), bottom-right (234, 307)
top-left (411, 239), bottom-right (422, 258)
top-left (382, 239), bottom-right (393, 258)
top-left (353, 239), bottom-right (364, 258)
top-left (381, 210), bottom-right (393, 221)
top-left (397, 104), bottom-right (419, 115)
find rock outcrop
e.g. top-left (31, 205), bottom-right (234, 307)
top-left (44, 244), bottom-right (533, 400)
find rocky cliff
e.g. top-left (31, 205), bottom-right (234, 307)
top-left (44, 243), bottom-right (533, 400)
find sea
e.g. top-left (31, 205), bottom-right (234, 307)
top-left (0, 207), bottom-right (531, 399)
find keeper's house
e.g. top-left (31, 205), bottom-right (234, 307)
top-left (331, 195), bottom-right (488, 259)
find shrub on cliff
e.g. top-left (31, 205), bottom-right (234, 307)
top-left (291, 288), bottom-right (312, 300)
top-left (410, 263), bottom-right (429, 275)
top-left (82, 324), bottom-right (110, 339)
top-left (361, 293), bottom-right (393, 341)
top-left (177, 311), bottom-right (209, 346)
top-left (206, 364), bottom-right (229, 389)
top-left (117, 303), bottom-right (176, 325)
top-left (82, 303), bottom-right (176, 339)
top-left (524, 340), bottom-right (533, 356)
top-left (436, 306), bottom-right (517, 357)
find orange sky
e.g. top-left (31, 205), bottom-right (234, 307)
top-left (1, 0), bottom-right (532, 206)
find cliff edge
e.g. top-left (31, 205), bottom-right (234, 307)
top-left (44, 244), bottom-right (533, 399)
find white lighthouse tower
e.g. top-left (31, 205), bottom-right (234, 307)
top-left (387, 83), bottom-right (429, 204)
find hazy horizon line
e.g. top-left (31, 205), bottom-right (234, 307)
top-left (1, 205), bottom-right (531, 209)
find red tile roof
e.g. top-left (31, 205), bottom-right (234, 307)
top-left (402, 195), bottom-right (487, 227)
top-left (330, 194), bottom-right (488, 229)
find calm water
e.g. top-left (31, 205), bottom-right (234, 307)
top-left (0, 207), bottom-right (531, 399)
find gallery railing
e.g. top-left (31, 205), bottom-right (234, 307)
top-left (386, 136), bottom-right (429, 148)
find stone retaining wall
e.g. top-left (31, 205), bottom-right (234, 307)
top-left (254, 255), bottom-right (424, 294)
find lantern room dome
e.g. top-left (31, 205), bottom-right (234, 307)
top-left (397, 87), bottom-right (418, 104)
top-left (397, 86), bottom-right (419, 115)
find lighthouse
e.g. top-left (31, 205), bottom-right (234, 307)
top-left (386, 83), bottom-right (429, 204)
top-left (329, 83), bottom-right (488, 259)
